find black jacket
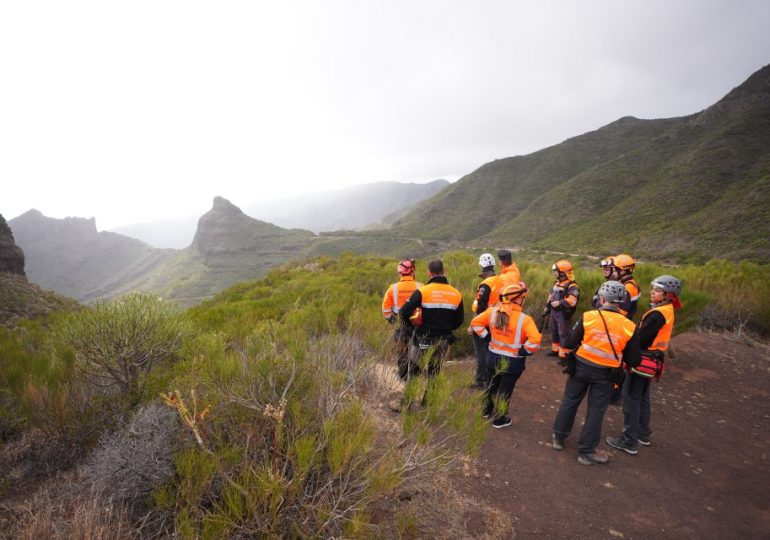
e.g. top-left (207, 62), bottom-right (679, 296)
top-left (400, 276), bottom-right (465, 338)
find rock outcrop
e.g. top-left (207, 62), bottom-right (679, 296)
top-left (0, 214), bottom-right (25, 275)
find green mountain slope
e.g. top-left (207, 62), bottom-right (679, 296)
top-left (393, 116), bottom-right (684, 241)
top-left (9, 210), bottom-right (175, 302)
top-left (0, 215), bottom-right (79, 326)
top-left (9, 198), bottom-right (316, 305)
top-left (393, 64), bottom-right (770, 261)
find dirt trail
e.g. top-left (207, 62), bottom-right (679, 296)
top-left (445, 330), bottom-right (770, 539)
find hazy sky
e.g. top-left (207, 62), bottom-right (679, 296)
top-left (2, 1), bottom-right (769, 230)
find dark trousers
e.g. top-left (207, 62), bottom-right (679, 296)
top-left (393, 326), bottom-right (415, 381)
top-left (549, 310), bottom-right (571, 355)
top-left (485, 351), bottom-right (525, 417)
top-left (408, 336), bottom-right (451, 406)
top-left (553, 360), bottom-right (613, 454)
top-left (621, 373), bottom-right (652, 445)
top-left (610, 373), bottom-right (625, 403)
top-left (472, 333), bottom-right (491, 387)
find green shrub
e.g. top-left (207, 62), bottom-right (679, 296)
top-left (56, 293), bottom-right (191, 401)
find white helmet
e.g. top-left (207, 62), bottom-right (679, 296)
top-left (478, 253), bottom-right (495, 269)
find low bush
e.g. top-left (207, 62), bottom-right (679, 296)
top-left (80, 402), bottom-right (180, 506)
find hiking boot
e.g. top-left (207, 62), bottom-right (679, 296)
top-left (492, 416), bottom-right (512, 429)
top-left (386, 399), bottom-right (402, 413)
top-left (546, 350), bottom-right (559, 357)
top-left (638, 435), bottom-right (651, 446)
top-left (606, 436), bottom-right (638, 455)
top-left (551, 434), bottom-right (564, 451)
top-left (482, 404), bottom-right (494, 419)
top-left (577, 452), bottom-right (609, 465)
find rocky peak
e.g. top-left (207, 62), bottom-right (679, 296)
top-left (0, 214), bottom-right (26, 276)
top-left (211, 196), bottom-right (245, 217)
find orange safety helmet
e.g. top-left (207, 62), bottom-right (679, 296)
top-left (613, 254), bottom-right (635, 273)
top-left (500, 281), bottom-right (528, 303)
top-left (552, 259), bottom-right (575, 281)
top-left (397, 259), bottom-right (415, 276)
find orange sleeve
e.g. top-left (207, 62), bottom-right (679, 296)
top-left (470, 308), bottom-right (492, 338)
top-left (523, 315), bottom-right (542, 353)
top-left (382, 285), bottom-right (395, 318)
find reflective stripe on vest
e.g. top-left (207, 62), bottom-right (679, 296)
top-left (392, 283), bottom-right (399, 313)
top-left (489, 307), bottom-right (526, 358)
top-left (576, 310), bottom-right (636, 368)
top-left (390, 279), bottom-right (423, 313)
top-left (645, 303), bottom-right (675, 352)
top-left (420, 282), bottom-right (462, 311)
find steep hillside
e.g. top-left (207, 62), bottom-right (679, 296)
top-left (9, 210), bottom-right (175, 302)
top-left (0, 215), bottom-right (79, 326)
top-left (10, 199), bottom-right (316, 305)
top-left (393, 117), bottom-right (684, 241)
top-left (393, 65), bottom-right (770, 261)
top-left (145, 196), bottom-right (316, 303)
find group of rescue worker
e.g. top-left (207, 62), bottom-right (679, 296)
top-left (382, 250), bottom-right (683, 465)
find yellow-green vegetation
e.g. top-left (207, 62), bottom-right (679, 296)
top-left (2, 252), bottom-right (769, 538)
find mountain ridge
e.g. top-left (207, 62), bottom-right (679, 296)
top-left (391, 64), bottom-right (770, 261)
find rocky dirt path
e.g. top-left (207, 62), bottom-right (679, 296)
top-left (445, 330), bottom-right (770, 539)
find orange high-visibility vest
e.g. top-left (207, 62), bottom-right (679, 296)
top-left (642, 303), bottom-right (675, 352)
top-left (471, 304), bottom-right (541, 357)
top-left (419, 282), bottom-right (462, 311)
top-left (382, 276), bottom-right (422, 318)
top-left (497, 263), bottom-right (521, 289)
top-left (472, 274), bottom-right (500, 313)
top-left (576, 309), bottom-right (636, 367)
top-left (624, 279), bottom-right (641, 302)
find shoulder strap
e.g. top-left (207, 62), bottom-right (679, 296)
top-left (597, 310), bottom-right (619, 361)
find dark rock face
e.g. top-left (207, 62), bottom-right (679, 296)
top-left (0, 214), bottom-right (25, 276)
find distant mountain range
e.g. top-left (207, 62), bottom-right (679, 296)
top-left (10, 198), bottom-right (316, 305)
top-left (0, 214), bottom-right (79, 326)
top-left (111, 180), bottom-right (449, 248)
top-left (392, 65), bottom-right (770, 261)
top-left (7, 65), bottom-right (769, 306)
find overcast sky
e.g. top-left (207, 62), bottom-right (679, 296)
top-left (2, 1), bottom-right (769, 230)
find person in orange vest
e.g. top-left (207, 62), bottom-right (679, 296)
top-left (382, 258), bottom-right (423, 381)
top-left (608, 254), bottom-right (641, 406)
top-left (496, 249), bottom-right (521, 289)
top-left (397, 259), bottom-right (464, 408)
top-left (469, 282), bottom-right (541, 428)
top-left (591, 258), bottom-right (616, 308)
top-left (470, 253), bottom-right (500, 388)
top-left (544, 260), bottom-right (580, 362)
top-left (606, 275), bottom-right (682, 455)
top-left (551, 281), bottom-right (641, 465)
top-left (613, 254), bottom-right (641, 319)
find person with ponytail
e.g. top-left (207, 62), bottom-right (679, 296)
top-left (606, 275), bottom-right (683, 455)
top-left (469, 282), bottom-right (541, 429)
